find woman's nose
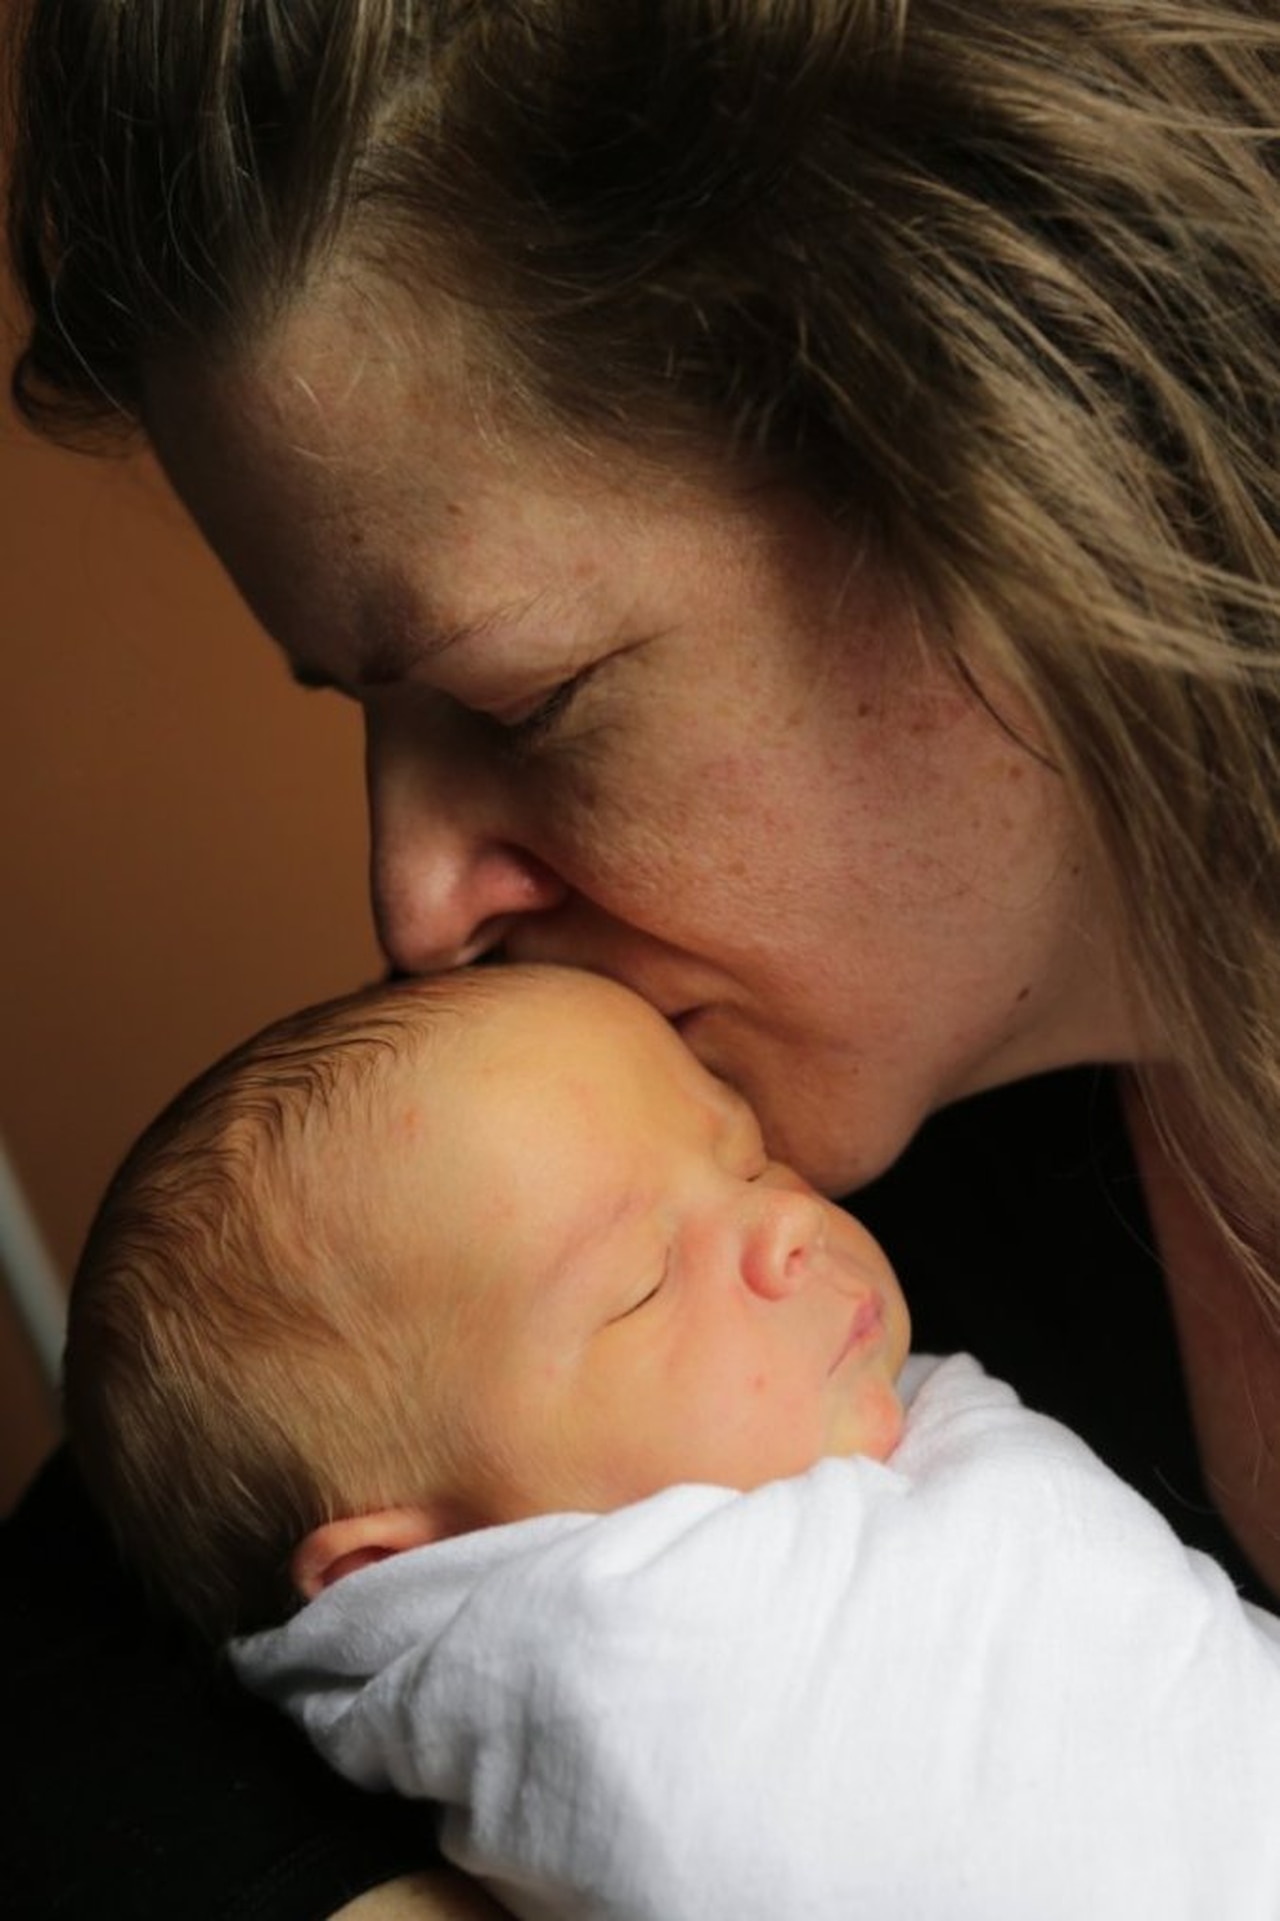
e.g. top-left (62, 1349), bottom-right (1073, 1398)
top-left (368, 721), bottom-right (569, 974)
top-left (740, 1188), bottom-right (826, 1302)
top-left (374, 830), bottom-right (568, 973)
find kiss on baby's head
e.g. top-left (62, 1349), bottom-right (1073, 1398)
top-left (65, 966), bottom-right (910, 1643)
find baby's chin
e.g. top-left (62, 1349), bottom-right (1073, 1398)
top-left (825, 1376), bottom-right (907, 1466)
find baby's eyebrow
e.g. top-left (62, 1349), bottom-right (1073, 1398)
top-left (708, 1077), bottom-right (760, 1133)
top-left (712, 1087), bottom-right (769, 1171)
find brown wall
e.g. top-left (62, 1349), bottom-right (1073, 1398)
top-left (0, 327), bottom-right (380, 1509)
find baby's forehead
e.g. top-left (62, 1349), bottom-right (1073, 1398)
top-left (263, 968), bottom-right (674, 1164)
top-left (398, 966), bottom-right (659, 1055)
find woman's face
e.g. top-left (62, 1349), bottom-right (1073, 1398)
top-left (148, 284), bottom-right (1137, 1193)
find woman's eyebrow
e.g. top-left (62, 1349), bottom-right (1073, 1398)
top-left (287, 619), bottom-right (493, 693)
top-left (286, 590), bottom-right (571, 693)
top-left (289, 659), bottom-right (342, 692)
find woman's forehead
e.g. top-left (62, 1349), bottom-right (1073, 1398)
top-left (147, 304), bottom-right (821, 695)
top-left (149, 267), bottom-right (771, 532)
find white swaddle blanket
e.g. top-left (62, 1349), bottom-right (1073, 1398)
top-left (235, 1355), bottom-right (1280, 1919)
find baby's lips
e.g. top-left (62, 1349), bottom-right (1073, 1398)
top-left (827, 1293), bottom-right (885, 1375)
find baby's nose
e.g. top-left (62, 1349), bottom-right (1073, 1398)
top-left (740, 1188), bottom-right (826, 1301)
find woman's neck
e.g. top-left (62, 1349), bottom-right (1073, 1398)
top-left (1122, 1067), bottom-right (1280, 1603)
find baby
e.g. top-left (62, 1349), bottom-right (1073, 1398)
top-left (65, 965), bottom-right (1280, 1921)
top-left (65, 963), bottom-right (911, 1639)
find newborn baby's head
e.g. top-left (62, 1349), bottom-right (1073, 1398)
top-left (65, 965), bottom-right (910, 1640)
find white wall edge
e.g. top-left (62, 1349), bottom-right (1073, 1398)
top-left (0, 1134), bottom-right (66, 1388)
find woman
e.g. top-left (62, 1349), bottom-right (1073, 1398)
top-left (5, 2), bottom-right (1278, 1916)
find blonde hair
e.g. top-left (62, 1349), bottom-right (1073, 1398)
top-left (64, 976), bottom-right (495, 1643)
top-left (10, 3), bottom-right (1280, 1293)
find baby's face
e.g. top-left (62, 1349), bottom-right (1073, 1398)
top-left (368, 970), bottom-right (911, 1526)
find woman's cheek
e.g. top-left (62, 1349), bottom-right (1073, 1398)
top-left (536, 736), bottom-right (711, 897)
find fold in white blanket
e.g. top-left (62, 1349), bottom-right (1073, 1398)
top-left (235, 1355), bottom-right (1280, 1919)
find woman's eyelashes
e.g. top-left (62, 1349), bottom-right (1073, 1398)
top-left (495, 667), bottom-right (594, 755)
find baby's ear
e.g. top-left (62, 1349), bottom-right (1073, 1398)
top-left (291, 1505), bottom-right (455, 1600)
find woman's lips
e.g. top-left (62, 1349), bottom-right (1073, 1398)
top-left (828, 1294), bottom-right (885, 1375)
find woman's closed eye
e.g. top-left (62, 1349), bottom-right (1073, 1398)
top-left (496, 667), bottom-right (595, 756)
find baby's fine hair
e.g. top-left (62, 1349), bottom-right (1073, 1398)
top-left (10, 2), bottom-right (1280, 1299)
top-left (64, 972), bottom-right (502, 1643)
